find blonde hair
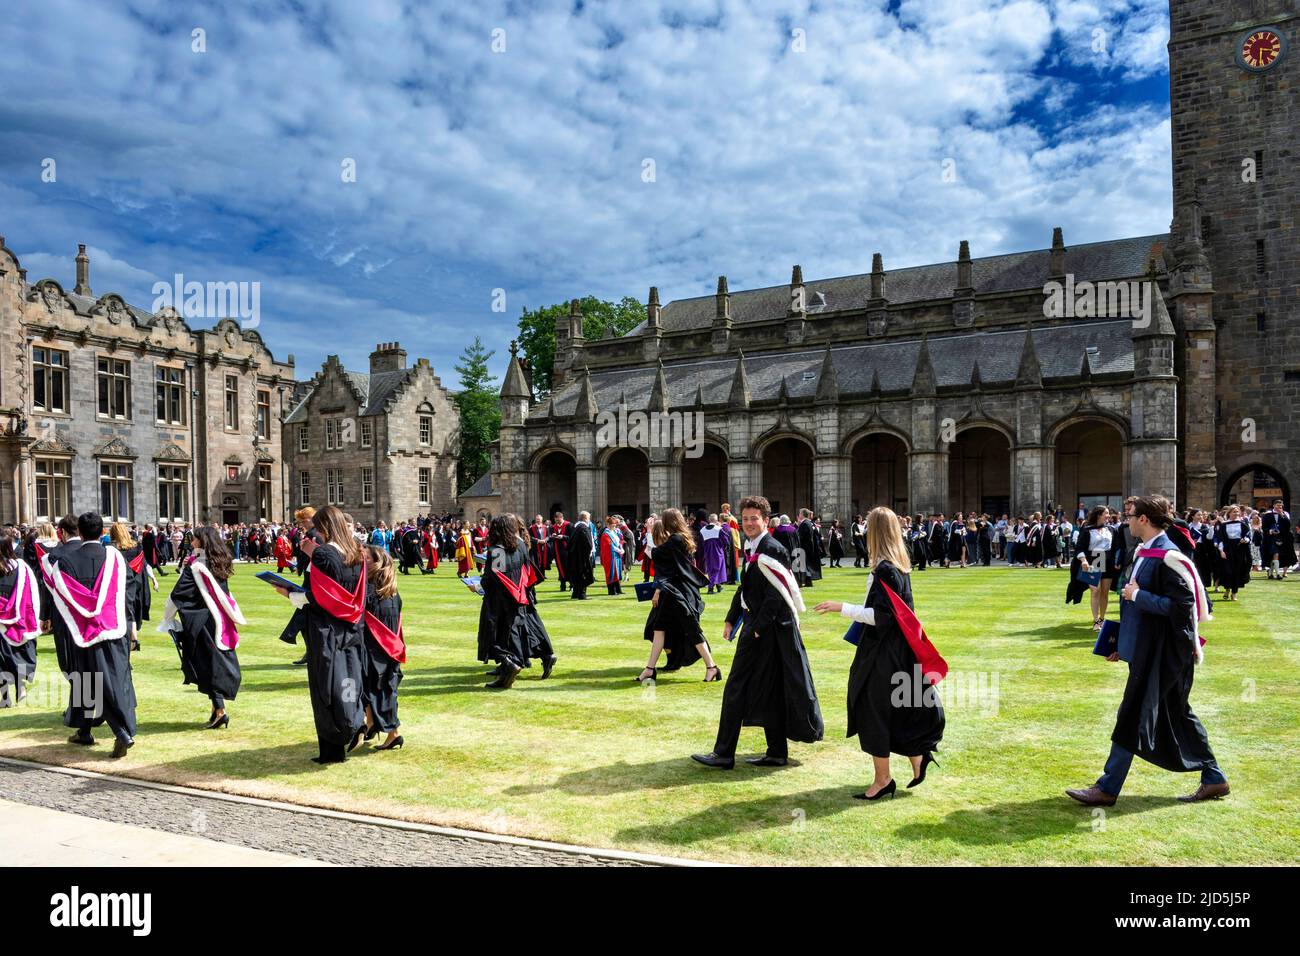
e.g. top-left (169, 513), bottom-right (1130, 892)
top-left (109, 522), bottom-right (134, 550)
top-left (36, 521), bottom-right (56, 540)
top-left (367, 546), bottom-right (397, 599)
top-left (866, 506), bottom-right (911, 573)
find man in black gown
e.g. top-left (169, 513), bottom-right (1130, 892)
top-left (693, 495), bottom-right (823, 769)
top-left (796, 509), bottom-right (822, 588)
top-left (1067, 495), bottom-right (1228, 806)
top-left (566, 512), bottom-right (595, 600)
top-left (43, 512), bottom-right (137, 757)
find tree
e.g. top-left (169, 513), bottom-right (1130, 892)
top-left (453, 337), bottom-right (501, 494)
top-left (516, 295), bottom-right (645, 398)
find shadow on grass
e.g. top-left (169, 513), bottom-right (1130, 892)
top-left (892, 794), bottom-right (1184, 845)
top-left (504, 753), bottom-right (801, 798)
top-left (615, 786), bottom-right (859, 844)
top-left (1019, 622), bottom-right (1100, 647)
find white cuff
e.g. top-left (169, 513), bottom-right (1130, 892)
top-left (289, 591), bottom-right (308, 609)
top-left (839, 603), bottom-right (874, 625)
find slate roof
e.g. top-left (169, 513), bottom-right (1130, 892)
top-left (460, 470), bottom-right (497, 498)
top-left (628, 234), bottom-right (1168, 335)
top-left (284, 367), bottom-right (415, 423)
top-left (537, 319), bottom-right (1135, 420)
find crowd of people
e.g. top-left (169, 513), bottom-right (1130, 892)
top-left (0, 489), bottom-right (1278, 804)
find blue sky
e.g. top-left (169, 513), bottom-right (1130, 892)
top-left (0, 0), bottom-right (1173, 386)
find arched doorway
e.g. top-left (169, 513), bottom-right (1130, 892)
top-left (605, 447), bottom-right (650, 521)
top-left (536, 450), bottom-right (576, 521)
top-left (947, 426), bottom-right (1011, 516)
top-left (761, 437), bottom-right (814, 517)
top-left (1221, 464), bottom-right (1290, 511)
top-left (1054, 420), bottom-right (1124, 513)
top-left (681, 443), bottom-right (728, 516)
top-left (849, 432), bottom-right (908, 515)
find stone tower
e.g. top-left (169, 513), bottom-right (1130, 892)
top-left (1168, 1), bottom-right (1299, 508)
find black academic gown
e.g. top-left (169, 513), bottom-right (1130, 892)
top-left (168, 563), bottom-right (242, 703)
top-left (1214, 521), bottom-right (1252, 590)
top-left (362, 588), bottom-right (403, 732)
top-left (566, 522), bottom-right (596, 594)
top-left (644, 534), bottom-right (709, 670)
top-left (1110, 546), bottom-right (1218, 773)
top-left (119, 545), bottom-right (146, 628)
top-left (845, 561), bottom-right (945, 757)
top-left (0, 562), bottom-right (38, 704)
top-left (1066, 526), bottom-right (1114, 605)
top-left (47, 541), bottom-right (137, 738)
top-left (928, 523), bottom-right (948, 564)
top-left (400, 529), bottom-right (424, 573)
top-left (1262, 512), bottom-right (1296, 568)
top-left (476, 545), bottom-right (553, 668)
top-left (303, 545), bottom-right (367, 758)
top-left (797, 519), bottom-right (822, 583)
top-left (721, 534), bottom-right (824, 743)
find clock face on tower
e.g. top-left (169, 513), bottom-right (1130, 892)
top-left (1236, 27), bottom-right (1287, 73)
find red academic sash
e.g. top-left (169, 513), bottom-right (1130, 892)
top-left (493, 560), bottom-right (537, 605)
top-left (1170, 523), bottom-right (1196, 555)
top-left (309, 560), bottom-right (367, 623)
top-left (363, 609), bottom-right (407, 663)
top-left (128, 551), bottom-right (145, 575)
top-left (882, 582), bottom-right (948, 683)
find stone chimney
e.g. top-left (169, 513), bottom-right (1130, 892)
top-left (74, 244), bottom-right (91, 296)
top-left (1050, 227), bottom-right (1066, 278)
top-left (369, 341), bottom-right (407, 374)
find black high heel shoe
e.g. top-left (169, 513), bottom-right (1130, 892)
top-left (853, 779), bottom-right (897, 801)
top-left (375, 735), bottom-right (404, 751)
top-left (204, 713), bottom-right (230, 730)
top-left (908, 752), bottom-right (938, 788)
top-left (347, 728), bottom-right (364, 752)
top-left (703, 665), bottom-right (723, 683)
top-left (364, 723), bottom-right (380, 742)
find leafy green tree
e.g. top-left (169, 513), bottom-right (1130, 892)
top-left (453, 337), bottom-right (501, 494)
top-left (516, 295), bottom-right (645, 398)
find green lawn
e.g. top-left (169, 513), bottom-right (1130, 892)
top-left (2, 562), bottom-right (1296, 865)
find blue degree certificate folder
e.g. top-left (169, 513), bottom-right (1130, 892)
top-left (255, 570), bottom-right (304, 593)
top-left (633, 581), bottom-right (656, 602)
top-left (1093, 619), bottom-right (1119, 656)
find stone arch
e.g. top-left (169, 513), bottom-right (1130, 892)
top-left (533, 447), bottom-right (577, 521)
top-left (1220, 463), bottom-right (1290, 512)
top-left (602, 446), bottom-right (650, 521)
top-left (758, 435), bottom-right (815, 517)
top-left (680, 440), bottom-right (729, 516)
top-left (947, 425), bottom-right (1011, 516)
top-left (1052, 416), bottom-right (1127, 513)
top-left (845, 428), bottom-right (909, 516)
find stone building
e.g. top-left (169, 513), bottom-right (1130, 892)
top-left (282, 344), bottom-right (460, 524)
top-left (484, 2), bottom-right (1297, 521)
top-left (0, 240), bottom-right (296, 526)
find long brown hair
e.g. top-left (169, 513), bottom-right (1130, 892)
top-left (366, 545), bottom-right (397, 599)
top-left (109, 522), bottom-right (134, 551)
top-left (653, 507), bottom-right (695, 553)
top-left (313, 505), bottom-right (363, 566)
top-left (192, 525), bottom-right (233, 580)
top-left (866, 506), bottom-right (911, 573)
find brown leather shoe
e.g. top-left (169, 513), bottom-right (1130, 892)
top-left (1065, 786), bottom-right (1117, 807)
top-left (1177, 782), bottom-right (1230, 802)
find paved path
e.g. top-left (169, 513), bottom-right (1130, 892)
top-left (0, 758), bottom-right (686, 866)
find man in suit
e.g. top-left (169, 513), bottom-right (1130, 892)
top-left (42, 512), bottom-right (137, 757)
top-left (693, 495), bottom-right (823, 769)
top-left (1067, 495), bottom-right (1228, 806)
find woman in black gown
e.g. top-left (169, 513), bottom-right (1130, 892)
top-left (815, 506), bottom-right (944, 800)
top-left (164, 525), bottom-right (242, 728)
top-left (1215, 505), bottom-right (1252, 601)
top-left (635, 508), bottom-right (722, 683)
top-left (477, 514), bottom-right (555, 689)
top-left (361, 546), bottom-right (404, 750)
top-left (277, 504), bottom-right (366, 763)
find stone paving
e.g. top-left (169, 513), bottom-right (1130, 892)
top-left (0, 760), bottom-right (652, 867)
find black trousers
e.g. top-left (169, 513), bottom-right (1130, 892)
top-left (713, 702), bottom-right (787, 760)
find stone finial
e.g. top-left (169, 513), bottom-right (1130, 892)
top-left (573, 365), bottom-right (599, 422)
top-left (970, 360), bottom-right (982, 389)
top-left (728, 350), bottom-right (750, 408)
top-left (648, 358), bottom-right (670, 413)
top-left (957, 240), bottom-right (972, 290)
top-left (1050, 226), bottom-right (1066, 277)
top-left (500, 342), bottom-right (531, 399)
top-left (1016, 323), bottom-right (1042, 387)
top-left (870, 252), bottom-right (885, 300)
top-left (815, 344), bottom-right (838, 403)
top-left (646, 286), bottom-right (661, 331)
top-left (911, 335), bottom-right (936, 397)
top-left (74, 243), bottom-right (91, 296)
top-left (714, 275), bottom-right (731, 326)
top-left (791, 264), bottom-right (803, 286)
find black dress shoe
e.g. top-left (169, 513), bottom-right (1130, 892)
top-left (111, 736), bottom-right (134, 759)
top-left (486, 662), bottom-right (521, 689)
top-left (745, 754), bottom-right (788, 767)
top-left (311, 755), bottom-right (346, 765)
top-left (68, 731), bottom-right (96, 746)
top-left (292, 655), bottom-right (308, 666)
top-left (690, 752), bottom-right (735, 769)
top-left (541, 656), bottom-right (557, 679)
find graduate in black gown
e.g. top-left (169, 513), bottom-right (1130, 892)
top-left (361, 546), bottom-right (405, 750)
top-left (566, 512), bottom-right (596, 600)
top-left (635, 508), bottom-right (722, 682)
top-left (796, 510), bottom-right (822, 588)
top-left (276, 505), bottom-right (366, 763)
top-left (0, 531), bottom-right (41, 708)
top-left (110, 523), bottom-right (145, 651)
top-left (928, 515), bottom-right (948, 567)
top-left (40, 512), bottom-right (138, 757)
top-left (816, 506), bottom-right (945, 800)
top-left (477, 514), bottom-right (556, 689)
top-left (399, 525), bottom-right (425, 575)
top-left (1067, 506), bottom-right (1119, 629)
top-left (162, 526), bottom-right (242, 729)
top-left (1261, 500), bottom-right (1295, 579)
top-left (1214, 506), bottom-right (1252, 601)
top-left (1067, 495), bottom-right (1228, 807)
top-left (693, 495), bottom-right (823, 769)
